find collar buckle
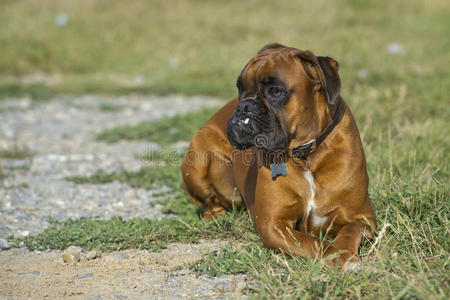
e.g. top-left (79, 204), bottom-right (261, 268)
top-left (290, 101), bottom-right (342, 160)
top-left (304, 138), bottom-right (317, 152)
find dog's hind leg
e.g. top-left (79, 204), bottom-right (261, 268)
top-left (181, 128), bottom-right (241, 220)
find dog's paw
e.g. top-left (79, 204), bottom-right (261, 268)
top-left (203, 205), bottom-right (226, 221)
top-left (343, 261), bottom-right (361, 272)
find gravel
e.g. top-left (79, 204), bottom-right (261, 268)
top-left (0, 95), bottom-right (254, 299)
top-left (0, 95), bottom-right (224, 238)
top-left (0, 238), bottom-right (11, 250)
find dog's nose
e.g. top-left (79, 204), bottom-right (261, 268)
top-left (236, 100), bottom-right (257, 117)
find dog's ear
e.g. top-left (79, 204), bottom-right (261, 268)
top-left (297, 51), bottom-right (341, 106)
top-left (317, 56), bottom-right (341, 106)
top-left (258, 43), bottom-right (287, 54)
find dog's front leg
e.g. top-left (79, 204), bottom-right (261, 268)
top-left (257, 218), bottom-right (337, 260)
top-left (325, 220), bottom-right (374, 270)
top-left (256, 217), bottom-right (373, 270)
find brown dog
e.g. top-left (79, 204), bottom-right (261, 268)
top-left (181, 44), bottom-right (376, 270)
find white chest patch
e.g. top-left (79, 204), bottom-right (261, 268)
top-left (303, 170), bottom-right (327, 227)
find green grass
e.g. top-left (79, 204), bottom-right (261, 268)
top-left (1, 0), bottom-right (449, 99)
top-left (22, 208), bottom-right (254, 253)
top-left (192, 243), bottom-right (448, 298)
top-left (96, 107), bottom-right (219, 145)
top-left (0, 83), bottom-right (54, 100)
top-left (99, 103), bottom-right (123, 112)
top-left (0, 147), bottom-right (33, 159)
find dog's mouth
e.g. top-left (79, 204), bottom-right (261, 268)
top-left (234, 115), bottom-right (258, 134)
top-left (227, 106), bottom-right (288, 151)
top-left (227, 116), bottom-right (258, 149)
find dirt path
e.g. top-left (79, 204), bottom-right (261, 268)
top-left (0, 241), bottom-right (249, 299)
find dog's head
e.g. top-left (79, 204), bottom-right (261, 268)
top-left (226, 43), bottom-right (341, 151)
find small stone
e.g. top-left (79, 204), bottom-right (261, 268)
top-left (387, 42), bottom-right (406, 55)
top-left (112, 253), bottom-right (128, 260)
top-left (66, 246), bottom-right (82, 256)
top-left (175, 269), bottom-right (191, 275)
top-left (0, 238), bottom-right (11, 250)
top-left (72, 273), bottom-right (94, 280)
top-left (62, 246), bottom-right (81, 264)
top-left (18, 230), bottom-right (29, 237)
top-left (133, 74), bottom-right (146, 85)
top-left (168, 57), bottom-right (180, 69)
top-left (124, 189), bottom-right (137, 198)
top-left (55, 14), bottom-right (68, 27)
top-left (62, 253), bottom-right (79, 265)
top-left (17, 270), bottom-right (42, 276)
top-left (86, 250), bottom-right (100, 260)
top-left (357, 69), bottom-right (368, 79)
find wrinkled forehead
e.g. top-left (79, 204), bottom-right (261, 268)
top-left (239, 48), bottom-right (305, 88)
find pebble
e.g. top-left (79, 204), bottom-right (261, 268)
top-left (86, 250), bottom-right (100, 260)
top-left (62, 246), bottom-right (82, 265)
top-left (18, 231), bottom-right (30, 237)
top-left (18, 270), bottom-right (42, 276)
top-left (112, 253), bottom-right (128, 260)
top-left (0, 238), bottom-right (11, 250)
top-left (175, 269), bottom-right (191, 275)
top-left (67, 246), bottom-right (82, 254)
top-left (62, 253), bottom-right (79, 265)
top-left (124, 189), bottom-right (137, 198)
top-left (387, 42), bottom-right (406, 55)
top-left (72, 273), bottom-right (94, 280)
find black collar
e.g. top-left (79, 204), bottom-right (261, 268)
top-left (291, 101), bottom-right (342, 159)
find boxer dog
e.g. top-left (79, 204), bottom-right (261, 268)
top-left (181, 44), bottom-right (376, 270)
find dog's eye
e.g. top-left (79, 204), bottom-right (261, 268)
top-left (265, 86), bottom-right (285, 100)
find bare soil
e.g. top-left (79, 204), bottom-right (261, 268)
top-left (0, 241), bottom-right (249, 299)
